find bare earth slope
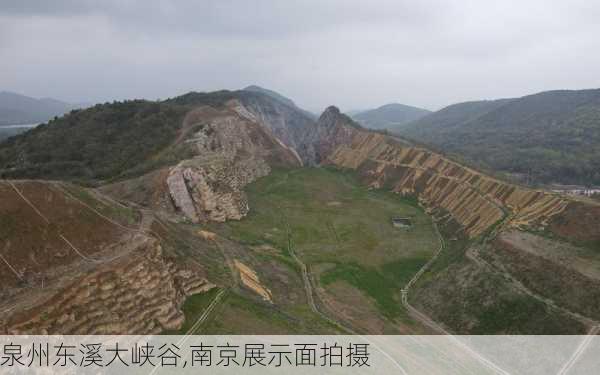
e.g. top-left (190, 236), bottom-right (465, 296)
top-left (0, 181), bottom-right (212, 334)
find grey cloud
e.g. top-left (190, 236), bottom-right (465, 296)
top-left (1, 0), bottom-right (599, 112)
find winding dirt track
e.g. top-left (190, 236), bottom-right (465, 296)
top-left (401, 220), bottom-right (449, 334)
top-left (278, 204), bottom-right (356, 334)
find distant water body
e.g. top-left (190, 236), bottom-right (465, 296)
top-left (0, 123), bottom-right (39, 128)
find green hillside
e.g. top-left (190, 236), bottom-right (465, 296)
top-left (396, 89), bottom-right (600, 186)
top-left (352, 103), bottom-right (430, 129)
top-left (0, 90), bottom-right (310, 183)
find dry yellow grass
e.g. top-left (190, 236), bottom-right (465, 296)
top-left (197, 230), bottom-right (217, 241)
top-left (233, 259), bottom-right (273, 302)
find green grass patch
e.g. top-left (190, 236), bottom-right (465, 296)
top-left (202, 291), bottom-right (336, 334)
top-left (320, 257), bottom-right (428, 319)
top-left (321, 263), bottom-right (400, 318)
top-left (163, 287), bottom-right (222, 334)
top-left (381, 257), bottom-right (428, 286)
top-left (209, 167), bottom-right (440, 325)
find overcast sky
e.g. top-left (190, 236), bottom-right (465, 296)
top-left (2, 0), bottom-right (600, 112)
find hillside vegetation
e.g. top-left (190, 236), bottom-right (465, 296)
top-left (352, 103), bottom-right (430, 129)
top-left (0, 101), bottom-right (189, 181)
top-left (0, 90), bottom-right (299, 182)
top-left (396, 89), bottom-right (600, 186)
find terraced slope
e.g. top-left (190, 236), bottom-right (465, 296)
top-left (326, 128), bottom-right (572, 238)
top-left (0, 181), bottom-right (212, 334)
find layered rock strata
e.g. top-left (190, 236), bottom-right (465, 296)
top-left (325, 122), bottom-right (571, 237)
top-left (166, 100), bottom-right (300, 223)
top-left (3, 237), bottom-right (213, 334)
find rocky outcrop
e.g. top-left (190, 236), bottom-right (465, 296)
top-left (167, 163), bottom-right (256, 223)
top-left (3, 237), bottom-right (213, 334)
top-left (299, 106), bottom-right (363, 164)
top-left (241, 103), bottom-right (362, 165)
top-left (323, 117), bottom-right (573, 238)
top-left (237, 93), bottom-right (318, 164)
top-left (166, 100), bottom-right (301, 223)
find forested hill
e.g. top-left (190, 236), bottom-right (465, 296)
top-left (352, 103), bottom-right (430, 129)
top-left (0, 90), bottom-right (313, 182)
top-left (395, 89), bottom-right (600, 186)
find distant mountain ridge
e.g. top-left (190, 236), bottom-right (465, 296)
top-left (0, 91), bottom-right (88, 126)
top-left (396, 89), bottom-right (600, 186)
top-left (352, 103), bottom-right (430, 129)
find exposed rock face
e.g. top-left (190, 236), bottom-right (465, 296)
top-left (299, 106), bottom-right (363, 164)
top-left (165, 100), bottom-right (301, 223)
top-left (167, 169), bottom-right (200, 222)
top-left (239, 102), bottom-right (362, 166)
top-left (320, 113), bottom-right (580, 238)
top-left (3, 237), bottom-right (213, 334)
top-left (237, 94), bottom-right (317, 164)
top-left (167, 163), bottom-right (256, 223)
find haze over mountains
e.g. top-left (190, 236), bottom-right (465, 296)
top-left (351, 103), bottom-right (431, 129)
top-left (0, 91), bottom-right (88, 126)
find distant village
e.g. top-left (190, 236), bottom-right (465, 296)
top-left (551, 185), bottom-right (600, 197)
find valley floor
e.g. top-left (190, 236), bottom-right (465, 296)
top-left (179, 167), bottom-right (440, 334)
top-left (173, 167), bottom-right (599, 336)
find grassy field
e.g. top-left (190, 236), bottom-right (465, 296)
top-left (203, 167), bottom-right (439, 332)
top-left (198, 291), bottom-right (340, 334)
top-left (162, 287), bottom-right (223, 334)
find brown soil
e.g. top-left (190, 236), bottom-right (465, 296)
top-left (0, 181), bottom-right (133, 289)
top-left (548, 202), bottom-right (600, 245)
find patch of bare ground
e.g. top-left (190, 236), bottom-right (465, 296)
top-left (498, 230), bottom-right (600, 280)
top-left (548, 202), bottom-right (600, 245)
top-left (249, 244), bottom-right (279, 256)
top-left (99, 167), bottom-right (173, 213)
top-left (197, 229), bottom-right (217, 241)
top-left (411, 257), bottom-right (587, 334)
top-left (234, 259), bottom-right (273, 302)
top-left (0, 181), bottom-right (136, 290)
top-left (0, 181), bottom-right (213, 334)
top-left (318, 280), bottom-right (407, 334)
top-left (486, 233), bottom-right (600, 323)
top-left (309, 263), bottom-right (425, 334)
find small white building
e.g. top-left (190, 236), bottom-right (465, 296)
top-left (392, 217), bottom-right (412, 228)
